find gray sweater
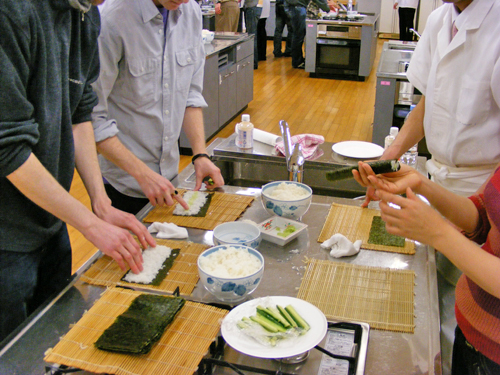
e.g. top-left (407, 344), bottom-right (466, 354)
top-left (0, 0), bottom-right (99, 252)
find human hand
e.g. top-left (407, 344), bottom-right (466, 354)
top-left (353, 161), bottom-right (422, 207)
top-left (215, 2), bottom-right (222, 14)
top-left (82, 217), bottom-right (146, 274)
top-left (193, 157), bottom-right (225, 191)
top-left (393, 2), bottom-right (398, 10)
top-left (327, 0), bottom-right (339, 11)
top-left (377, 188), bottom-right (449, 247)
top-left (93, 200), bottom-right (156, 250)
top-left (137, 168), bottom-right (189, 210)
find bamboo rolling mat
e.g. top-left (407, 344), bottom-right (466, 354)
top-left (80, 239), bottom-right (209, 296)
top-left (318, 203), bottom-right (415, 255)
top-left (44, 287), bottom-right (228, 375)
top-left (297, 259), bottom-right (416, 333)
top-left (142, 189), bottom-right (255, 230)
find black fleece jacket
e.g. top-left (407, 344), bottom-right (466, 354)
top-left (0, 0), bottom-right (100, 252)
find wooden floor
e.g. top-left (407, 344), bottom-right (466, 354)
top-left (69, 38), bottom-right (386, 273)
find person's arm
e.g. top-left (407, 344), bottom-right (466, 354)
top-left (7, 151), bottom-right (147, 274)
top-left (313, 0), bottom-right (331, 13)
top-left (96, 136), bottom-right (189, 209)
top-left (181, 107), bottom-right (224, 190)
top-left (354, 161), bottom-right (479, 232)
top-left (393, 1), bottom-right (398, 10)
top-left (377, 188), bottom-right (500, 299)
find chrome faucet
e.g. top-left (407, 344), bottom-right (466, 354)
top-left (279, 120), bottom-right (304, 182)
top-left (409, 28), bottom-right (421, 40)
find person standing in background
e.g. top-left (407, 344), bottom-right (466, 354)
top-left (215, 0), bottom-right (240, 32)
top-left (257, 0), bottom-right (271, 61)
top-left (0, 0), bottom-right (154, 342)
top-left (273, 0), bottom-right (293, 57)
top-left (92, 0), bottom-right (224, 215)
top-left (284, 0), bottom-right (338, 69)
top-left (393, 0), bottom-right (419, 41)
top-left (243, 0), bottom-right (262, 68)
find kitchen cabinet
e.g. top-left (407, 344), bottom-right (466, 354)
top-left (179, 35), bottom-right (254, 153)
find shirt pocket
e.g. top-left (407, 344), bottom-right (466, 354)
top-left (124, 58), bottom-right (159, 105)
top-left (175, 48), bottom-right (197, 96)
top-left (456, 76), bottom-right (492, 126)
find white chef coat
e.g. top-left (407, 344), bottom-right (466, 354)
top-left (406, 0), bottom-right (500, 195)
top-left (394, 0), bottom-right (418, 9)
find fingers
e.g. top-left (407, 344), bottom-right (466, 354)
top-left (174, 193), bottom-right (189, 210)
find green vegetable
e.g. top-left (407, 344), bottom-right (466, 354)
top-left (250, 314), bottom-right (287, 333)
top-left (276, 225), bottom-right (297, 238)
top-left (284, 305), bottom-right (310, 331)
top-left (325, 160), bottom-right (400, 181)
top-left (277, 305), bottom-right (298, 328)
top-left (257, 306), bottom-right (291, 329)
top-left (203, 176), bottom-right (214, 186)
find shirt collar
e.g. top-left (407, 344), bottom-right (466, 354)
top-left (453, 0), bottom-right (494, 32)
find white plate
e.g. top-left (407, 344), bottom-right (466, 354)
top-left (221, 296), bottom-right (327, 359)
top-left (332, 141), bottom-right (384, 159)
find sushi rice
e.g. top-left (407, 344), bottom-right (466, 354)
top-left (174, 191), bottom-right (209, 216)
top-left (123, 245), bottom-right (172, 284)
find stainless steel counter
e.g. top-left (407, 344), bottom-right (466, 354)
top-left (204, 33), bottom-right (253, 58)
top-left (0, 138), bottom-right (441, 375)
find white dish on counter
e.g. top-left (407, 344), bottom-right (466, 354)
top-left (332, 141), bottom-right (384, 159)
top-left (221, 296), bottom-right (328, 359)
top-left (258, 216), bottom-right (307, 246)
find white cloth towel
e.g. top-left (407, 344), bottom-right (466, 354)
top-left (321, 234), bottom-right (362, 258)
top-left (148, 222), bottom-right (188, 239)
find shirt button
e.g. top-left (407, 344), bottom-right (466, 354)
top-left (164, 56), bottom-right (167, 61)
top-left (164, 83), bottom-right (169, 89)
top-left (164, 136), bottom-right (169, 141)
top-left (187, 58), bottom-right (192, 63)
top-left (164, 110), bottom-right (170, 115)
top-left (161, 158), bottom-right (165, 162)
top-left (141, 67), bottom-right (144, 72)
top-left (158, 29), bottom-right (162, 34)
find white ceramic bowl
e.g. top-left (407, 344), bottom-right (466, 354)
top-left (261, 181), bottom-right (313, 220)
top-left (198, 245), bottom-right (264, 302)
top-left (213, 221), bottom-right (261, 249)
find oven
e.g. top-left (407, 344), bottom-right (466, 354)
top-left (315, 24), bottom-right (361, 76)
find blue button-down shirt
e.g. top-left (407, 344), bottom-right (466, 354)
top-left (92, 0), bottom-right (207, 198)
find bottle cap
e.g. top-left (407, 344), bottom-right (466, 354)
top-left (389, 127), bottom-right (399, 136)
top-left (241, 114), bottom-right (250, 122)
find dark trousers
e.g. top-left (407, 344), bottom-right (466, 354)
top-left (257, 18), bottom-right (268, 61)
top-left (0, 225), bottom-right (72, 342)
top-left (104, 183), bottom-right (150, 215)
top-left (285, 5), bottom-right (306, 67)
top-left (451, 326), bottom-right (500, 375)
top-left (398, 7), bottom-right (416, 42)
top-left (244, 6), bottom-right (262, 68)
top-left (273, 2), bottom-right (293, 56)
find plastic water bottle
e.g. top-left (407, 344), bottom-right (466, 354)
top-left (384, 126), bottom-right (399, 150)
top-left (400, 104), bottom-right (418, 166)
top-left (235, 114), bottom-right (254, 149)
top-left (401, 144), bottom-right (418, 166)
top-left (347, 0), bottom-right (353, 11)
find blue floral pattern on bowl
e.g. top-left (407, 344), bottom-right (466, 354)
top-left (261, 181), bottom-right (313, 220)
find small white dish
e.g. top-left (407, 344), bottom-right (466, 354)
top-left (258, 216), bottom-right (307, 246)
top-left (332, 141), bottom-right (384, 159)
top-left (202, 29), bottom-right (214, 44)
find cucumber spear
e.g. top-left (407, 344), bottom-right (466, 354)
top-left (325, 160), bottom-right (400, 181)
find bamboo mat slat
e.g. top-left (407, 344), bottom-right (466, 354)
top-left (44, 287), bottom-right (228, 375)
top-left (80, 239), bottom-right (209, 296)
top-left (297, 259), bottom-right (415, 333)
top-left (142, 190), bottom-right (255, 230)
top-left (318, 203), bottom-right (415, 255)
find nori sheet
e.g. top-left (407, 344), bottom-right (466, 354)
top-left (174, 191), bottom-right (214, 218)
top-left (367, 216), bottom-right (405, 247)
top-left (121, 248), bottom-right (181, 286)
top-left (94, 294), bottom-right (185, 354)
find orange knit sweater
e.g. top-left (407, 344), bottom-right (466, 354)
top-left (456, 168), bottom-right (500, 364)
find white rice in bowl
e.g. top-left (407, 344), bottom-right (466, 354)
top-left (266, 182), bottom-right (309, 200)
top-left (199, 246), bottom-right (262, 278)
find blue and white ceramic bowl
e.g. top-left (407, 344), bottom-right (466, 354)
top-left (198, 245), bottom-right (264, 302)
top-left (261, 181), bottom-right (313, 220)
top-left (213, 221), bottom-right (261, 249)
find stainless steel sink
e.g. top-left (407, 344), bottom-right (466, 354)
top-left (182, 136), bottom-right (367, 199)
